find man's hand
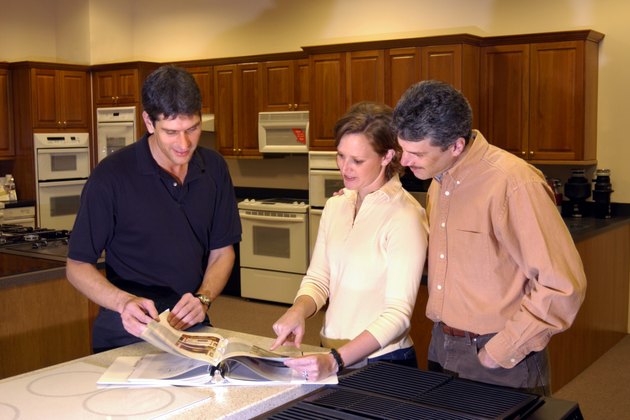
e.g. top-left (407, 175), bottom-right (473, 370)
top-left (168, 292), bottom-right (208, 330)
top-left (478, 347), bottom-right (501, 369)
top-left (120, 297), bottom-right (159, 337)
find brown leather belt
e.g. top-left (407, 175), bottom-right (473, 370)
top-left (440, 322), bottom-right (480, 338)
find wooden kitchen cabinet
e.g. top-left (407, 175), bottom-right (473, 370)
top-left (92, 68), bottom-right (140, 106)
top-left (307, 53), bottom-right (346, 150)
top-left (261, 58), bottom-right (309, 112)
top-left (306, 38), bottom-right (481, 151)
top-left (0, 266), bottom-right (93, 379)
top-left (385, 47), bottom-right (421, 107)
top-left (181, 65), bottom-right (214, 114)
top-left (345, 50), bottom-right (385, 107)
top-left (0, 65), bottom-right (13, 158)
top-left (214, 63), bottom-right (262, 157)
top-left (91, 62), bottom-right (159, 107)
top-left (30, 68), bottom-right (89, 129)
top-left (421, 43), bottom-right (480, 128)
top-left (480, 31), bottom-right (603, 163)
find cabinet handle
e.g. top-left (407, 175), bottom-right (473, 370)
top-left (521, 150), bottom-right (526, 156)
top-left (288, 104), bottom-right (293, 110)
top-left (294, 104), bottom-right (298, 109)
top-left (530, 151), bottom-right (534, 155)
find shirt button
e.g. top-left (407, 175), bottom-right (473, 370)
top-left (456, 180), bottom-right (461, 185)
top-left (510, 358), bottom-right (516, 364)
top-left (444, 191), bottom-right (450, 196)
top-left (173, 182), bottom-right (178, 187)
top-left (441, 222), bottom-right (446, 228)
top-left (437, 284), bottom-right (442, 290)
top-left (439, 253), bottom-right (445, 259)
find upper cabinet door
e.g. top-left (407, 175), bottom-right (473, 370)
top-left (0, 68), bottom-right (13, 157)
top-left (480, 44), bottom-right (530, 158)
top-left (58, 70), bottom-right (89, 128)
top-left (30, 68), bottom-right (58, 128)
top-left (529, 40), bottom-right (589, 161)
top-left (235, 63), bottom-right (262, 157)
top-left (421, 45), bottom-right (463, 87)
top-left (183, 66), bottom-right (213, 114)
top-left (309, 53), bottom-right (346, 150)
top-left (345, 50), bottom-right (385, 106)
top-left (385, 47), bottom-right (421, 107)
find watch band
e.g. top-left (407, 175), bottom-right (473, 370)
top-left (194, 293), bottom-right (211, 307)
top-left (330, 348), bottom-right (345, 373)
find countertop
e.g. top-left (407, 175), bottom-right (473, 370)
top-left (0, 199), bottom-right (36, 209)
top-left (0, 327), bottom-right (327, 419)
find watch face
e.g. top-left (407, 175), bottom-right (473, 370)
top-left (196, 294), bottom-right (211, 306)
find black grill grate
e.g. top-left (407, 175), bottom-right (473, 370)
top-left (259, 362), bottom-right (543, 420)
top-left (339, 362), bottom-right (452, 399)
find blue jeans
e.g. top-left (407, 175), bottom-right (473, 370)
top-left (428, 322), bottom-right (550, 395)
top-left (369, 346), bottom-right (418, 369)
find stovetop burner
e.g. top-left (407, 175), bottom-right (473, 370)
top-left (0, 224), bottom-right (71, 249)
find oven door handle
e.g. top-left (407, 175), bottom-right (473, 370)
top-left (239, 213), bottom-right (306, 223)
top-left (38, 179), bottom-right (87, 188)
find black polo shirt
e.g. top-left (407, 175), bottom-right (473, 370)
top-left (68, 133), bottom-right (242, 296)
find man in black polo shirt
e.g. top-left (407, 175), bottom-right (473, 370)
top-left (67, 65), bottom-right (241, 352)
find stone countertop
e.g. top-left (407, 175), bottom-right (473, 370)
top-left (0, 327), bottom-right (327, 419)
top-left (0, 199), bottom-right (36, 209)
top-left (563, 214), bottom-right (630, 242)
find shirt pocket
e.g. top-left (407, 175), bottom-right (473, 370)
top-left (450, 228), bottom-right (490, 283)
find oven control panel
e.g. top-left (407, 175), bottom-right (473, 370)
top-left (34, 133), bottom-right (89, 148)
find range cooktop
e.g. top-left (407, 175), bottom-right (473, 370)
top-left (0, 224), bottom-right (71, 261)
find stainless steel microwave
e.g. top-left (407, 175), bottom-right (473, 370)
top-left (258, 111), bottom-right (309, 153)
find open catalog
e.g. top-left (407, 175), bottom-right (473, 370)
top-left (97, 310), bottom-right (338, 387)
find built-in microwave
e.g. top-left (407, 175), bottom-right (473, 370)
top-left (258, 111), bottom-right (309, 153)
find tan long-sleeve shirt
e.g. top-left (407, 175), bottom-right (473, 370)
top-left (426, 131), bottom-right (586, 368)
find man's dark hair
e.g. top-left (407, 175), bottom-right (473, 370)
top-left (392, 80), bottom-right (473, 150)
top-left (142, 65), bottom-right (202, 125)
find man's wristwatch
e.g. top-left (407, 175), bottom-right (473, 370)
top-left (194, 293), bottom-right (212, 308)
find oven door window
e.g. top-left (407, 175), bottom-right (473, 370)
top-left (253, 226), bottom-right (290, 259)
top-left (97, 122), bottom-right (135, 162)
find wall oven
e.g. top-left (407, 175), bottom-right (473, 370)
top-left (34, 133), bottom-right (90, 230)
top-left (96, 106), bottom-right (137, 163)
top-left (308, 151), bottom-right (343, 256)
top-left (238, 198), bottom-right (309, 304)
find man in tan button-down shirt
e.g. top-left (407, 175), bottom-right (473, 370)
top-left (392, 80), bottom-right (586, 395)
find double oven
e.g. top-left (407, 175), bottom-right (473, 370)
top-left (308, 152), bottom-right (343, 256)
top-left (34, 133), bottom-right (90, 230)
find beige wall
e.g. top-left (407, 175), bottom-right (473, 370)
top-left (1, 0), bottom-right (629, 202)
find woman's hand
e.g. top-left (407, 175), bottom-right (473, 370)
top-left (271, 307), bottom-right (306, 350)
top-left (284, 353), bottom-right (337, 382)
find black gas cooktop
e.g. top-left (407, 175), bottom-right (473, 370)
top-left (0, 224), bottom-right (71, 261)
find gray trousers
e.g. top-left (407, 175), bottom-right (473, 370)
top-left (427, 322), bottom-right (550, 396)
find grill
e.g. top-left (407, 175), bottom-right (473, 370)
top-left (258, 362), bottom-right (582, 420)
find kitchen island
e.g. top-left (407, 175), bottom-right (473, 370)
top-left (0, 327), bottom-right (327, 419)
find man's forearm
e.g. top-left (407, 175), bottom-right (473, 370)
top-left (66, 257), bottom-right (133, 313)
top-left (196, 245), bottom-right (235, 300)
